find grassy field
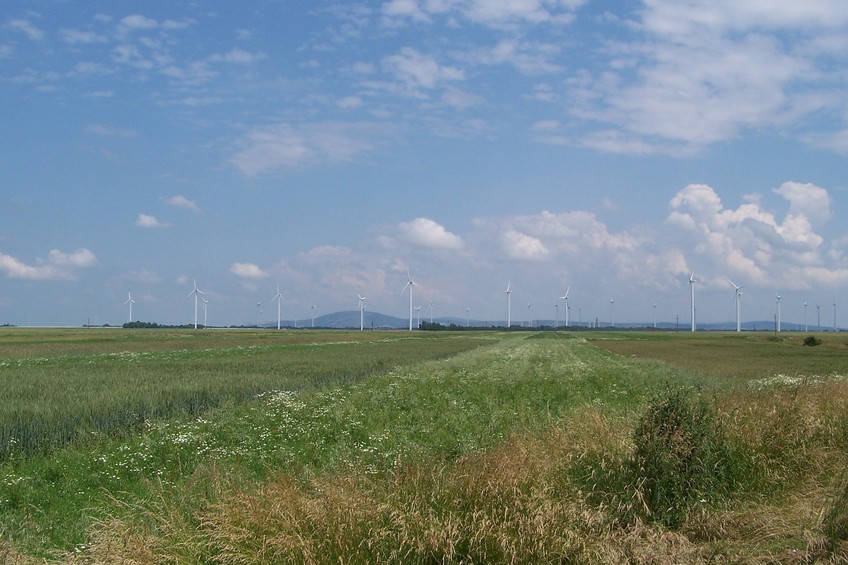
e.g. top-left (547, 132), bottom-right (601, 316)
top-left (1, 328), bottom-right (847, 563)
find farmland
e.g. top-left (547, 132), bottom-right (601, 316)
top-left (1, 328), bottom-right (847, 563)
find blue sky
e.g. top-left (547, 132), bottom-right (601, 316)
top-left (2, 0), bottom-right (848, 328)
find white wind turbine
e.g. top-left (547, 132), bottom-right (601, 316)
top-left (124, 291), bottom-right (135, 323)
top-left (357, 293), bottom-right (366, 331)
top-left (729, 279), bottom-right (743, 332)
top-left (559, 286), bottom-right (570, 327)
top-left (401, 268), bottom-right (417, 331)
top-left (610, 296), bottom-right (615, 328)
top-left (689, 273), bottom-right (697, 332)
top-left (202, 298), bottom-right (208, 327)
top-left (775, 293), bottom-right (782, 332)
top-left (187, 277), bottom-right (206, 329)
top-left (272, 285), bottom-right (284, 330)
top-left (310, 305), bottom-right (316, 328)
top-left (504, 281), bottom-right (512, 328)
top-left (416, 305), bottom-right (422, 329)
top-left (527, 301), bottom-right (532, 328)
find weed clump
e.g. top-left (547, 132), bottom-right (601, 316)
top-left (632, 390), bottom-right (733, 528)
top-left (803, 335), bottom-right (823, 347)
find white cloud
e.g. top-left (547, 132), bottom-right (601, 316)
top-left (501, 229), bottom-right (549, 261)
top-left (772, 181), bottom-right (830, 224)
top-left (136, 214), bottom-right (168, 228)
top-left (336, 96), bottom-right (363, 109)
top-left (399, 218), bottom-right (464, 250)
top-left (230, 262), bottom-right (268, 279)
top-left (567, 1), bottom-right (848, 154)
top-left (209, 48), bottom-right (266, 64)
top-left (381, 0), bottom-right (584, 28)
top-left (60, 29), bottom-right (106, 44)
top-left (8, 19), bottom-right (44, 41)
top-left (381, 47), bottom-right (464, 95)
top-left (118, 15), bottom-right (159, 33)
top-left (230, 122), bottom-right (383, 176)
top-left (665, 182), bottom-right (838, 286)
top-left (0, 248), bottom-right (96, 280)
top-left (166, 195), bottom-right (201, 213)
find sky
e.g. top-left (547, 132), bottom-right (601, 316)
top-left (2, 0), bottom-right (848, 329)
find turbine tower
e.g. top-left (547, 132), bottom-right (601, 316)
top-left (559, 286), bottom-right (570, 327)
top-left (124, 291), bottom-right (135, 323)
top-left (186, 277), bottom-right (205, 330)
top-left (202, 298), bottom-right (208, 327)
top-left (401, 268), bottom-right (417, 331)
top-left (504, 281), bottom-right (512, 328)
top-left (417, 305), bottom-right (423, 329)
top-left (357, 293), bottom-right (366, 331)
top-left (804, 301), bottom-right (808, 333)
top-left (729, 279), bottom-right (743, 332)
top-left (272, 285), bottom-right (284, 330)
top-left (689, 273), bottom-right (697, 332)
top-left (610, 297), bottom-right (615, 328)
top-left (775, 293), bottom-right (782, 332)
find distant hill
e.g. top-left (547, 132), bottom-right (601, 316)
top-left (313, 310), bottom-right (409, 329)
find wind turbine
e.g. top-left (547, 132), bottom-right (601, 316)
top-left (256, 301), bottom-right (262, 327)
top-left (401, 268), bottom-right (416, 331)
top-left (202, 298), bottom-right (208, 327)
top-left (804, 301), bottom-right (808, 333)
top-left (186, 277), bottom-right (205, 330)
top-left (358, 294), bottom-right (367, 331)
top-left (310, 305), bottom-right (316, 328)
top-left (429, 301), bottom-right (434, 324)
top-left (272, 285), bottom-right (284, 330)
top-left (729, 279), bottom-right (743, 332)
top-left (775, 293), bottom-right (782, 332)
top-left (417, 305), bottom-right (423, 329)
top-left (559, 286), bottom-right (571, 327)
top-left (689, 273), bottom-right (697, 332)
top-left (834, 298), bottom-right (838, 332)
top-left (124, 291), bottom-right (135, 323)
top-left (504, 281), bottom-right (512, 328)
top-left (465, 307), bottom-right (470, 328)
top-left (610, 297), bottom-right (615, 328)
top-left (652, 303), bottom-right (657, 329)
top-left (527, 301), bottom-right (532, 328)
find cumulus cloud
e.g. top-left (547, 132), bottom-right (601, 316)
top-left (399, 218), bottom-right (464, 250)
top-left (665, 182), bottom-right (836, 286)
top-left (501, 229), bottom-right (549, 261)
top-left (166, 195), bottom-right (201, 212)
top-left (230, 262), bottom-right (268, 278)
top-left (135, 214), bottom-right (169, 228)
top-left (0, 248), bottom-right (96, 280)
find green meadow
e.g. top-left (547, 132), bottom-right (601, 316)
top-left (1, 328), bottom-right (847, 563)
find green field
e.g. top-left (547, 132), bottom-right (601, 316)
top-left (1, 328), bottom-right (847, 563)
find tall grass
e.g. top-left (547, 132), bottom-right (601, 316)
top-left (3, 331), bottom-right (848, 562)
top-left (0, 331), bottom-right (489, 459)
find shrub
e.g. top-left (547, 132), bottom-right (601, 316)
top-left (803, 335), bottom-right (823, 347)
top-left (632, 390), bottom-right (732, 528)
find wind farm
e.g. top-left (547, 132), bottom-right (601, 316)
top-left (86, 272), bottom-right (845, 333)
